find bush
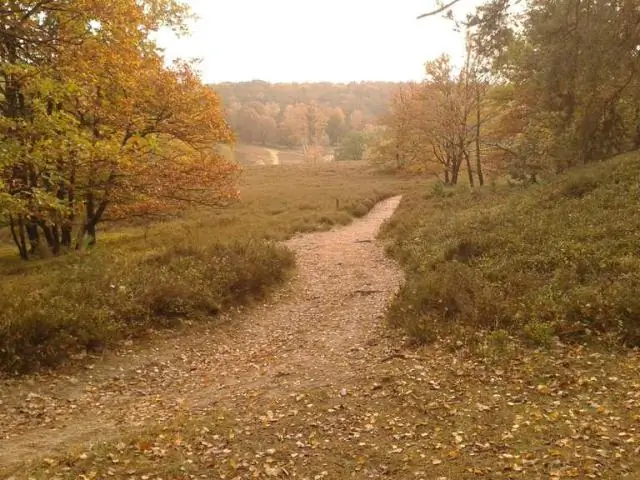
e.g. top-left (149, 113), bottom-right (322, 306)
top-left (0, 240), bottom-right (294, 373)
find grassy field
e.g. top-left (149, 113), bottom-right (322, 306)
top-left (219, 143), bottom-right (308, 166)
top-left (0, 162), bottom-right (420, 374)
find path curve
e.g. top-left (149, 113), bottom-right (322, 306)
top-left (0, 196), bottom-right (403, 468)
top-left (265, 148), bottom-right (281, 165)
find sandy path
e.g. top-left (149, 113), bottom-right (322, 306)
top-left (265, 148), bottom-right (280, 165)
top-left (0, 196), bottom-right (403, 468)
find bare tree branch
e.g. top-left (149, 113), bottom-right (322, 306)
top-left (417, 0), bottom-right (465, 19)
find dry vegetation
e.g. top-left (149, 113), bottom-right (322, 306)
top-left (6, 159), bottom-right (640, 480)
top-left (5, 155), bottom-right (639, 480)
top-left (382, 152), bottom-right (640, 348)
top-left (8, 347), bottom-right (639, 480)
top-left (0, 163), bottom-right (414, 374)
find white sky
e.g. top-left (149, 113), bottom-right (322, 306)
top-left (155, 0), bottom-right (483, 84)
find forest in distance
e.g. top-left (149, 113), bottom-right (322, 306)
top-left (212, 81), bottom-right (400, 162)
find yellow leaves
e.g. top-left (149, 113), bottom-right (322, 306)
top-left (550, 467), bottom-right (580, 478)
top-left (536, 384), bottom-right (551, 395)
top-left (447, 448), bottom-right (461, 460)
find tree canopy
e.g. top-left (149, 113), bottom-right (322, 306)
top-left (214, 81), bottom-right (400, 148)
top-left (380, 0), bottom-right (640, 184)
top-left (0, 0), bottom-right (237, 259)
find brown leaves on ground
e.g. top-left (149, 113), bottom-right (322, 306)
top-left (7, 346), bottom-right (638, 479)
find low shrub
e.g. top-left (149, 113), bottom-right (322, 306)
top-left (0, 240), bottom-right (294, 373)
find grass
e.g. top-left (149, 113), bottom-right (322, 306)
top-left (0, 162), bottom-right (418, 374)
top-left (381, 151), bottom-right (640, 348)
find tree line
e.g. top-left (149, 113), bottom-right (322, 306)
top-left (214, 81), bottom-right (400, 160)
top-left (0, 0), bottom-right (236, 260)
top-left (374, 0), bottom-right (640, 185)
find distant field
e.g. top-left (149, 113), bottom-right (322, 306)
top-left (0, 162), bottom-right (425, 373)
top-left (219, 143), bottom-right (331, 166)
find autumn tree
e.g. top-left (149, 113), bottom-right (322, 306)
top-left (463, 0), bottom-right (640, 180)
top-left (325, 107), bottom-right (347, 146)
top-left (374, 50), bottom-right (490, 185)
top-left (336, 131), bottom-right (368, 161)
top-left (216, 82), bottom-right (399, 149)
top-left (0, 0), bottom-right (237, 259)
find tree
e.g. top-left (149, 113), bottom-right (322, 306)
top-left (0, 0), bottom-right (237, 259)
top-left (336, 132), bottom-right (368, 161)
top-left (281, 103), bottom-right (309, 148)
top-left (376, 51), bottom-right (489, 185)
top-left (471, 0), bottom-right (640, 179)
top-left (213, 81), bottom-right (400, 148)
top-left (325, 107), bottom-right (347, 146)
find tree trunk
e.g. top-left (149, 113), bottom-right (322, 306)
top-left (51, 225), bottom-right (61, 255)
top-left (476, 88), bottom-right (484, 186)
top-left (85, 223), bottom-right (97, 246)
top-left (451, 156), bottom-right (461, 185)
top-left (61, 224), bottom-right (73, 248)
top-left (25, 222), bottom-right (40, 253)
top-left (17, 217), bottom-right (29, 260)
top-left (9, 216), bottom-right (29, 260)
top-left (465, 151), bottom-right (475, 187)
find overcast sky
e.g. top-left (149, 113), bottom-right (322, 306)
top-left (155, 0), bottom-right (482, 84)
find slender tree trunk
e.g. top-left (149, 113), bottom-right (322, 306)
top-left (40, 223), bottom-right (54, 250)
top-left (25, 222), bottom-right (40, 253)
top-left (52, 225), bottom-right (61, 255)
top-left (61, 225), bottom-right (73, 248)
top-left (9, 216), bottom-right (28, 260)
top-left (84, 193), bottom-right (97, 246)
top-left (451, 155), bottom-right (461, 185)
top-left (465, 151), bottom-right (475, 187)
top-left (444, 169), bottom-right (450, 185)
top-left (476, 88), bottom-right (484, 186)
top-left (17, 216), bottom-right (29, 260)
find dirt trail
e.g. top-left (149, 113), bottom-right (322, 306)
top-left (0, 196), bottom-right (403, 468)
top-left (265, 148), bottom-right (281, 165)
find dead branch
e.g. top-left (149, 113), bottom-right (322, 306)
top-left (417, 0), bottom-right (465, 19)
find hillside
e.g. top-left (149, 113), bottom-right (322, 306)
top-left (382, 151), bottom-right (640, 348)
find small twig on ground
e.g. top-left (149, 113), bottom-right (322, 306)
top-left (353, 289), bottom-right (382, 296)
top-left (380, 352), bottom-right (428, 363)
